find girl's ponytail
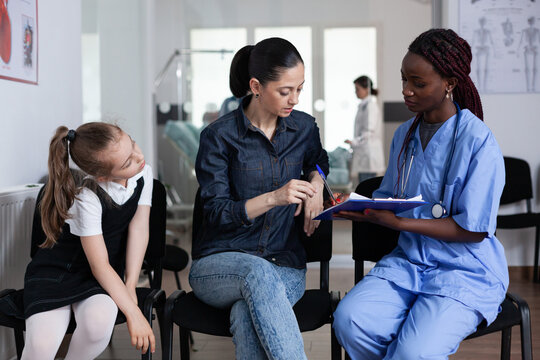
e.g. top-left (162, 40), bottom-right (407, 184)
top-left (40, 126), bottom-right (79, 248)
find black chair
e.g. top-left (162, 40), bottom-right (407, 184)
top-left (160, 243), bottom-right (193, 348)
top-left (496, 156), bottom-right (540, 282)
top-left (161, 244), bottom-right (190, 290)
top-left (162, 188), bottom-right (341, 360)
top-left (0, 179), bottom-right (168, 360)
top-left (346, 176), bottom-right (532, 360)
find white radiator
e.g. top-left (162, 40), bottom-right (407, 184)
top-left (0, 185), bottom-right (42, 360)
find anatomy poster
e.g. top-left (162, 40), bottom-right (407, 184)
top-left (459, 0), bottom-right (540, 94)
top-left (0, 0), bottom-right (38, 84)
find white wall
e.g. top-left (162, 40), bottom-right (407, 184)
top-left (0, 0), bottom-right (82, 189)
top-left (93, 0), bottom-right (156, 169)
top-left (444, 1), bottom-right (540, 266)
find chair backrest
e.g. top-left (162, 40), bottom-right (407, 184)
top-left (352, 176), bottom-right (400, 283)
top-left (30, 178), bottom-right (167, 289)
top-left (500, 156), bottom-right (533, 208)
top-left (191, 187), bottom-right (333, 291)
top-left (144, 179), bottom-right (167, 289)
top-left (192, 187), bottom-right (203, 243)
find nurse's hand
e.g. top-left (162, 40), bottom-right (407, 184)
top-left (335, 209), bottom-right (400, 229)
top-left (324, 193), bottom-right (348, 208)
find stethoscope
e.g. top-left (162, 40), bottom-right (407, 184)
top-left (398, 102), bottom-right (461, 219)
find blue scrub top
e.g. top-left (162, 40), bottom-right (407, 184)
top-left (371, 109), bottom-right (508, 324)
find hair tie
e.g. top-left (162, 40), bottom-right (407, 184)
top-left (66, 129), bottom-right (76, 142)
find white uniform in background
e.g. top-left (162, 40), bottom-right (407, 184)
top-left (349, 95), bottom-right (385, 180)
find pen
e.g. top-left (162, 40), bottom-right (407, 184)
top-left (315, 164), bottom-right (337, 204)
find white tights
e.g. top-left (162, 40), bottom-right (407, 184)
top-left (21, 294), bottom-right (118, 360)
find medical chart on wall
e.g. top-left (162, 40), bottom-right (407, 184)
top-left (459, 0), bottom-right (540, 94)
top-left (0, 0), bottom-right (38, 84)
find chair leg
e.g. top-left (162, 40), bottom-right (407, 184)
top-left (331, 326), bottom-right (341, 360)
top-left (500, 328), bottom-right (511, 360)
top-left (520, 315), bottom-right (533, 360)
top-left (14, 328), bottom-right (24, 360)
top-left (180, 326), bottom-right (191, 360)
top-left (533, 226), bottom-right (539, 283)
top-left (174, 272), bottom-right (182, 290)
top-left (171, 274), bottom-right (195, 347)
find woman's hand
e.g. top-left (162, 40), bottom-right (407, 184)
top-left (302, 180), bottom-right (324, 237)
top-left (272, 179), bottom-right (316, 214)
top-left (336, 208), bottom-right (401, 230)
top-left (126, 309), bottom-right (156, 354)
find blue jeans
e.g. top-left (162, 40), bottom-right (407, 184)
top-left (189, 252), bottom-right (307, 360)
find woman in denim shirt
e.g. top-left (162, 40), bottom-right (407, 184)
top-left (191, 37), bottom-right (329, 360)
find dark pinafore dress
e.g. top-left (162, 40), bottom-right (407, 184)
top-left (22, 177), bottom-right (144, 319)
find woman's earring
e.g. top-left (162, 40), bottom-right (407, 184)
top-left (446, 89), bottom-right (450, 99)
top-left (255, 94), bottom-right (260, 99)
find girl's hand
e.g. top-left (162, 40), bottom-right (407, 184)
top-left (126, 309), bottom-right (156, 354)
top-left (335, 209), bottom-right (400, 230)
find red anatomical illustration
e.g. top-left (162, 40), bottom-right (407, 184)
top-left (0, 0), bottom-right (12, 64)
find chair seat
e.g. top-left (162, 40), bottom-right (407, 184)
top-left (466, 296), bottom-right (521, 339)
top-left (173, 292), bottom-right (232, 336)
top-left (162, 245), bottom-right (190, 272)
top-left (294, 289), bottom-right (332, 331)
top-left (172, 289), bottom-right (333, 337)
top-left (0, 290), bottom-right (24, 329)
top-left (497, 213), bottom-right (540, 230)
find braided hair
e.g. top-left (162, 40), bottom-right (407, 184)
top-left (409, 28), bottom-right (482, 120)
top-left (395, 29), bottom-right (483, 197)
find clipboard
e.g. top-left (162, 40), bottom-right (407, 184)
top-left (313, 192), bottom-right (427, 220)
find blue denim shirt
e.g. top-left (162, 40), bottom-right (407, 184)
top-left (193, 96), bottom-right (329, 269)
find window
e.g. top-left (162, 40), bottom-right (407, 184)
top-left (190, 28), bottom-right (247, 127)
top-left (323, 27), bottom-right (377, 151)
top-left (81, 33), bottom-right (101, 123)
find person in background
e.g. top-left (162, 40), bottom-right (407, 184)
top-left (333, 28), bottom-right (508, 359)
top-left (191, 37), bottom-right (329, 360)
top-left (20, 123), bottom-right (155, 359)
top-left (345, 75), bottom-right (385, 186)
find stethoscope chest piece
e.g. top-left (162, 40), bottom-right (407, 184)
top-left (431, 202), bottom-right (446, 219)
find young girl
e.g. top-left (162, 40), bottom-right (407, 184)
top-left (191, 37), bottom-right (328, 359)
top-left (333, 29), bottom-right (508, 359)
top-left (21, 123), bottom-right (155, 359)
